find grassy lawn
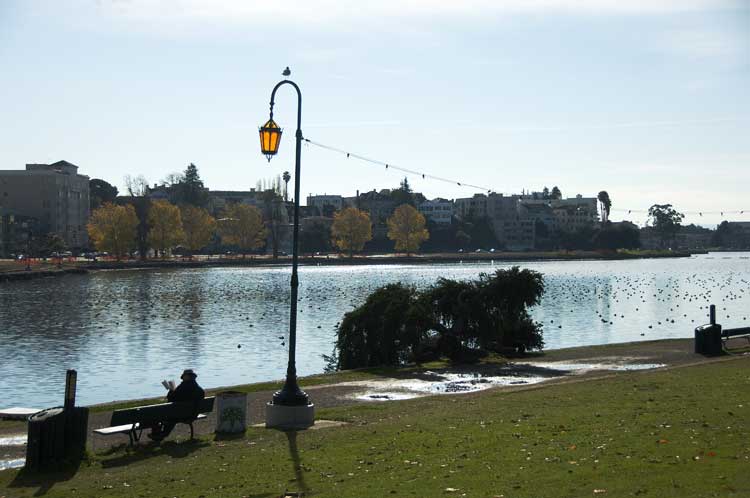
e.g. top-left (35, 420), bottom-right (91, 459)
top-left (2, 357), bottom-right (749, 497)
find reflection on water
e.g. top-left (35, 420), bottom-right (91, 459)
top-left (1, 253), bottom-right (748, 407)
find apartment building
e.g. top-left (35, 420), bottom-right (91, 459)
top-left (0, 160), bottom-right (90, 248)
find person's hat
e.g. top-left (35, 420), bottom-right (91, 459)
top-left (181, 369), bottom-right (197, 379)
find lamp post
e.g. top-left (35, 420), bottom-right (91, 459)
top-left (259, 70), bottom-right (314, 428)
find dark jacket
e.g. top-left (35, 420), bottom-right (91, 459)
top-left (167, 378), bottom-right (205, 404)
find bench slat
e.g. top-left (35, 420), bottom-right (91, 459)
top-left (723, 327), bottom-right (750, 338)
top-left (110, 397), bottom-right (214, 427)
top-left (95, 414), bottom-right (207, 436)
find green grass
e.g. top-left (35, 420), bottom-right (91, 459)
top-left (3, 357), bottom-right (749, 497)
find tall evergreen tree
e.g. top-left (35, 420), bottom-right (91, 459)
top-left (175, 163), bottom-right (208, 207)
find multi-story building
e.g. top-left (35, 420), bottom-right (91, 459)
top-left (0, 160), bottom-right (90, 248)
top-left (550, 195), bottom-right (599, 232)
top-left (306, 194), bottom-right (343, 216)
top-left (454, 193), bottom-right (488, 219)
top-left (418, 198), bottom-right (453, 225)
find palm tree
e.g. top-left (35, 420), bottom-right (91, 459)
top-left (597, 191), bottom-right (612, 225)
top-left (282, 171), bottom-right (291, 202)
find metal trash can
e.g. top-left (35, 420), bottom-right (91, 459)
top-left (25, 406), bottom-right (88, 470)
top-left (215, 391), bottom-right (248, 434)
top-left (695, 324), bottom-right (722, 355)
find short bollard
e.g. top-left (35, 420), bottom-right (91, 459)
top-left (215, 391), bottom-right (248, 434)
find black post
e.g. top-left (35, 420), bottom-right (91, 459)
top-left (268, 79), bottom-right (309, 407)
top-left (709, 304), bottom-right (716, 326)
top-left (64, 369), bottom-right (77, 412)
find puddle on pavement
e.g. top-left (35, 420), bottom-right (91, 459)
top-left (354, 361), bottom-right (666, 401)
top-left (0, 458), bottom-right (25, 471)
top-left (0, 435), bottom-right (27, 446)
top-left (526, 362), bottom-right (666, 372)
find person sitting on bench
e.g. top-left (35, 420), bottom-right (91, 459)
top-left (148, 369), bottom-right (205, 441)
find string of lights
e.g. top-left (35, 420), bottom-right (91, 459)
top-left (303, 136), bottom-right (749, 220)
top-left (611, 208), bottom-right (747, 217)
top-left (303, 138), bottom-right (495, 194)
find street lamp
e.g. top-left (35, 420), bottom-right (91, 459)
top-left (260, 69), bottom-right (314, 429)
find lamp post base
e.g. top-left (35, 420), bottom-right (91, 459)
top-left (265, 402), bottom-right (315, 430)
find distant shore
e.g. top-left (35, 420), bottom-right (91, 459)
top-left (0, 249), bottom-right (697, 283)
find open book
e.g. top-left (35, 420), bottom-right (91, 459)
top-left (161, 379), bottom-right (176, 391)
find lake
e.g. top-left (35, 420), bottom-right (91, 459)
top-left (1, 253), bottom-right (748, 408)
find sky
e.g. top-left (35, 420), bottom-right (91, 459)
top-left (1, 0), bottom-right (748, 226)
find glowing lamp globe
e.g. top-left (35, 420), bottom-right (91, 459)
top-left (259, 118), bottom-right (282, 161)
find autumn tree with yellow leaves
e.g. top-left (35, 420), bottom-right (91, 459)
top-left (331, 207), bottom-right (372, 258)
top-left (181, 205), bottom-right (216, 252)
top-left (218, 204), bottom-right (267, 256)
top-left (387, 204), bottom-right (429, 255)
top-left (87, 202), bottom-right (139, 260)
top-left (148, 200), bottom-right (185, 258)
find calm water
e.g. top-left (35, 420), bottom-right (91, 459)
top-left (1, 253), bottom-right (748, 408)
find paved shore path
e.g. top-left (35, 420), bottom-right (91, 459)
top-left (1, 338), bottom-right (747, 464)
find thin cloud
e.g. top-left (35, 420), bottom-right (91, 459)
top-left (56, 0), bottom-right (745, 30)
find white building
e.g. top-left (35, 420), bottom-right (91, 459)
top-left (551, 195), bottom-right (599, 232)
top-left (418, 198), bottom-right (453, 224)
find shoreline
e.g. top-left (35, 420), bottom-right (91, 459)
top-left (0, 249), bottom-right (697, 283)
top-left (0, 337), bottom-right (705, 421)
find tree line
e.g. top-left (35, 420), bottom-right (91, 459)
top-left (87, 200), bottom-right (431, 260)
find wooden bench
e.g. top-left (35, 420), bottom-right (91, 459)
top-left (94, 397), bottom-right (214, 445)
top-left (723, 326), bottom-right (750, 349)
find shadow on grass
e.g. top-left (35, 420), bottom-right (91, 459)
top-left (213, 431), bottom-right (246, 442)
top-left (8, 459), bottom-right (82, 497)
top-left (99, 439), bottom-right (209, 468)
top-left (285, 431), bottom-right (309, 496)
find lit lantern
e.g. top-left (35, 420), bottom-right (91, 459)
top-left (259, 118), bottom-right (282, 161)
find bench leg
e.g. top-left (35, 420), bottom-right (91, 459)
top-left (189, 422), bottom-right (195, 440)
